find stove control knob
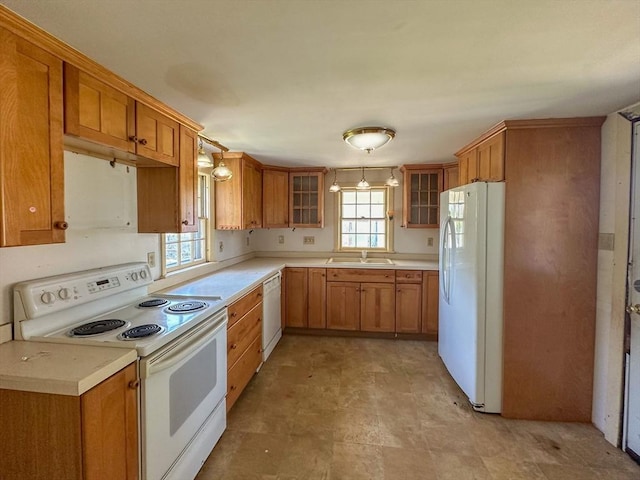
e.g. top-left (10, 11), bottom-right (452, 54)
top-left (131, 272), bottom-right (139, 281)
top-left (58, 288), bottom-right (71, 300)
top-left (139, 270), bottom-right (148, 280)
top-left (41, 291), bottom-right (56, 305)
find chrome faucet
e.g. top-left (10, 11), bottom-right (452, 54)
top-left (361, 250), bottom-right (367, 261)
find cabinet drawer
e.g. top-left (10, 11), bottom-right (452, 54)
top-left (395, 270), bottom-right (423, 283)
top-left (228, 285), bottom-right (263, 328)
top-left (227, 335), bottom-right (262, 411)
top-left (327, 268), bottom-right (394, 283)
top-left (227, 303), bottom-right (262, 369)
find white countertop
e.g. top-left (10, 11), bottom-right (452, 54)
top-left (160, 257), bottom-right (439, 307)
top-left (0, 341), bottom-right (137, 396)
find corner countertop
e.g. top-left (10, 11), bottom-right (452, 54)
top-left (158, 256), bottom-right (438, 307)
top-left (0, 341), bottom-right (137, 396)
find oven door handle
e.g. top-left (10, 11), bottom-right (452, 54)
top-left (140, 318), bottom-right (226, 378)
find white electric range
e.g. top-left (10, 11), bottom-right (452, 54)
top-left (13, 262), bottom-right (228, 480)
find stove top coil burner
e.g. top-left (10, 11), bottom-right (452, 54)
top-left (69, 319), bottom-right (126, 337)
top-left (119, 324), bottom-right (164, 340)
top-left (166, 301), bottom-right (208, 314)
top-left (138, 298), bottom-right (170, 308)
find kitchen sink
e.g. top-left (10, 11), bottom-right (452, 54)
top-left (326, 257), bottom-right (394, 265)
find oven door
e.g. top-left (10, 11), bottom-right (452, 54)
top-left (139, 311), bottom-right (227, 480)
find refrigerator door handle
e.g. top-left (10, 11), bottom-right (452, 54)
top-left (440, 215), bottom-right (455, 305)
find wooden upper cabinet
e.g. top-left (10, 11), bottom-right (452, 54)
top-left (456, 131), bottom-right (505, 186)
top-left (0, 28), bottom-right (66, 247)
top-left (137, 125), bottom-right (198, 233)
top-left (263, 168), bottom-right (289, 228)
top-left (64, 63), bottom-right (135, 153)
top-left (289, 170), bottom-right (325, 228)
top-left (134, 103), bottom-right (180, 166)
top-left (215, 152), bottom-right (263, 230)
top-left (443, 163), bottom-right (459, 191)
top-left (401, 165), bottom-right (443, 228)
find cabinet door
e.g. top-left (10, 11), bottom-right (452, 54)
top-left (0, 29), bottom-right (65, 246)
top-left (443, 164), bottom-right (459, 191)
top-left (64, 63), bottom-right (135, 153)
top-left (467, 148), bottom-right (479, 183)
top-left (285, 268), bottom-right (308, 327)
top-left (421, 271), bottom-right (439, 335)
top-left (403, 169), bottom-right (442, 228)
top-left (263, 169), bottom-right (289, 227)
top-left (289, 172), bottom-right (324, 228)
top-left (135, 102), bottom-right (179, 166)
top-left (242, 159), bottom-right (262, 229)
top-left (477, 132), bottom-right (505, 182)
top-left (326, 282), bottom-right (360, 330)
top-left (396, 283), bottom-right (422, 333)
top-left (308, 268), bottom-right (327, 329)
top-left (178, 125), bottom-right (198, 232)
top-left (81, 363), bottom-right (138, 480)
top-left (360, 283), bottom-right (396, 332)
top-left (214, 156), bottom-right (242, 229)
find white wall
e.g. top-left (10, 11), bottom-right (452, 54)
top-left (252, 168), bottom-right (439, 256)
top-left (593, 106), bottom-right (636, 444)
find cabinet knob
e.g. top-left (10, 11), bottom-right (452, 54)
top-left (54, 221), bottom-right (69, 230)
top-left (230, 312), bottom-right (237, 318)
top-left (182, 220), bottom-right (189, 225)
top-left (128, 379), bottom-right (140, 389)
top-left (231, 344), bottom-right (238, 350)
top-left (129, 135), bottom-right (138, 143)
top-left (230, 385), bottom-right (237, 391)
top-left (139, 138), bottom-right (148, 146)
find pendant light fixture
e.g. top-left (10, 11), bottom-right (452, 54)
top-left (385, 168), bottom-right (399, 187)
top-left (197, 137), bottom-right (213, 167)
top-left (329, 169), bottom-right (341, 193)
top-left (211, 150), bottom-right (233, 182)
top-left (356, 167), bottom-right (371, 190)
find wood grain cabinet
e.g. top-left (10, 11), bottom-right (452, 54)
top-left (263, 167), bottom-right (289, 228)
top-left (215, 152), bottom-right (263, 230)
top-left (400, 165), bottom-right (443, 228)
top-left (456, 117), bottom-right (605, 421)
top-left (64, 64), bottom-right (180, 167)
top-left (395, 270), bottom-right (423, 333)
top-left (421, 271), bottom-right (439, 336)
top-left (442, 163), bottom-right (459, 191)
top-left (0, 28), bottom-right (66, 247)
top-left (326, 268), bottom-right (396, 332)
top-left (226, 285), bottom-right (263, 411)
top-left (289, 169), bottom-right (326, 228)
top-left (0, 363), bottom-right (138, 480)
top-left (456, 131), bottom-right (504, 185)
top-left (136, 125), bottom-right (199, 233)
top-left (308, 268), bottom-right (327, 328)
top-left (284, 267), bottom-right (309, 328)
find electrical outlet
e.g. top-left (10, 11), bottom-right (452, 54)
top-left (303, 236), bottom-right (315, 245)
top-left (147, 252), bottom-right (156, 268)
top-left (427, 237), bottom-right (434, 247)
top-left (219, 241), bottom-right (224, 252)
top-left (246, 236), bottom-right (250, 246)
top-left (278, 235), bottom-right (285, 244)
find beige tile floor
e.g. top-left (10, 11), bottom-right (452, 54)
top-left (196, 335), bottom-right (640, 480)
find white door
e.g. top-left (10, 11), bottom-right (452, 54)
top-left (626, 120), bottom-right (640, 458)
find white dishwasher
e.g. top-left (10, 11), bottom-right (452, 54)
top-left (262, 272), bottom-right (282, 361)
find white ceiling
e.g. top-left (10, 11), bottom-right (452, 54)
top-left (4, 0), bottom-right (640, 168)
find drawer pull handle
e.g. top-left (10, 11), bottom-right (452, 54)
top-left (230, 385), bottom-right (237, 391)
top-left (129, 135), bottom-right (138, 143)
top-left (231, 312), bottom-right (237, 318)
top-left (182, 220), bottom-right (189, 225)
top-left (139, 138), bottom-right (148, 145)
top-left (54, 221), bottom-right (69, 230)
top-left (231, 344), bottom-right (238, 350)
top-left (128, 379), bottom-right (140, 389)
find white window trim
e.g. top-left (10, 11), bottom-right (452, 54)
top-left (334, 185), bottom-right (394, 253)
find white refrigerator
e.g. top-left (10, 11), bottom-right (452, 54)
top-left (438, 181), bottom-right (505, 413)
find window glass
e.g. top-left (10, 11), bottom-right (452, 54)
top-left (337, 187), bottom-right (390, 251)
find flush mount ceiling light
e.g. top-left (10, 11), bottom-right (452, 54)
top-left (212, 150), bottom-right (233, 182)
top-left (356, 167), bottom-right (371, 190)
top-left (385, 168), bottom-right (399, 187)
top-left (329, 169), bottom-right (341, 193)
top-left (343, 126), bottom-right (396, 153)
top-left (197, 137), bottom-right (213, 167)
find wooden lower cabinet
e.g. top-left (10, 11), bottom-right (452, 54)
top-left (0, 363), bottom-right (138, 480)
top-left (285, 267), bottom-right (308, 328)
top-left (360, 283), bottom-right (396, 332)
top-left (226, 285), bottom-right (263, 412)
top-left (326, 282), bottom-right (361, 330)
top-left (396, 283), bottom-right (422, 333)
top-left (308, 268), bottom-right (327, 328)
top-left (421, 271), bottom-right (439, 335)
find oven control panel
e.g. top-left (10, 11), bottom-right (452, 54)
top-left (14, 262), bottom-right (153, 320)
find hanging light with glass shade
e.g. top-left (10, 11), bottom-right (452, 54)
top-left (197, 137), bottom-right (213, 167)
top-left (356, 167), bottom-right (371, 190)
top-left (385, 167), bottom-right (399, 187)
top-left (212, 149), bottom-right (233, 182)
top-left (329, 169), bottom-right (341, 193)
